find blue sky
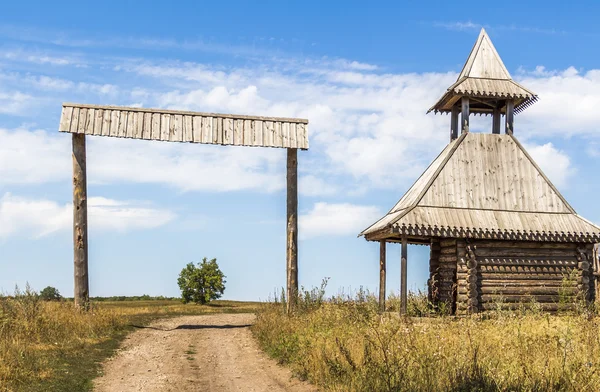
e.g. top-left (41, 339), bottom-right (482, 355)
top-left (1, 1), bottom-right (600, 300)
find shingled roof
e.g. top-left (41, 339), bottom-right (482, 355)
top-left (428, 28), bottom-right (537, 115)
top-left (361, 133), bottom-right (600, 243)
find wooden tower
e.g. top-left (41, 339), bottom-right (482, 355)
top-left (361, 29), bottom-right (600, 314)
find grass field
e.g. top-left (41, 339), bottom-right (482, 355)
top-left (252, 290), bottom-right (600, 392)
top-left (0, 290), bottom-right (259, 392)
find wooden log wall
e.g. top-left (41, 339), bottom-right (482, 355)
top-left (433, 239), bottom-right (458, 312)
top-left (428, 240), bottom-right (441, 303)
top-left (455, 240), bottom-right (593, 312)
top-left (594, 244), bottom-right (599, 303)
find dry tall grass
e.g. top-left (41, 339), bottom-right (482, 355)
top-left (0, 287), bottom-right (258, 392)
top-left (253, 288), bottom-right (600, 392)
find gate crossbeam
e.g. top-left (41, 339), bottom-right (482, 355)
top-left (59, 103), bottom-right (309, 312)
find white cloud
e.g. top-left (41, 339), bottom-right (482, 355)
top-left (0, 193), bottom-right (175, 239)
top-left (524, 142), bottom-right (573, 188)
top-left (0, 91), bottom-right (36, 115)
top-left (518, 68), bottom-right (600, 137)
top-left (299, 202), bottom-right (381, 239)
top-left (0, 126), bottom-right (285, 193)
top-left (87, 137), bottom-right (285, 193)
top-left (0, 127), bottom-right (70, 185)
top-left (3, 40), bottom-right (600, 195)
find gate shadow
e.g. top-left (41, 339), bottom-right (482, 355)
top-left (130, 324), bottom-right (251, 331)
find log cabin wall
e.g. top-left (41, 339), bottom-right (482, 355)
top-left (455, 240), bottom-right (595, 313)
top-left (431, 239), bottom-right (458, 313)
top-left (428, 240), bottom-right (441, 303)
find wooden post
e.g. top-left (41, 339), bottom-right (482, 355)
top-left (72, 134), bottom-right (89, 309)
top-left (505, 100), bottom-right (514, 135)
top-left (492, 107), bottom-right (501, 134)
top-left (461, 97), bottom-right (470, 134)
top-left (450, 106), bottom-right (459, 141)
top-left (379, 240), bottom-right (386, 312)
top-left (400, 236), bottom-right (408, 315)
top-left (286, 148), bottom-right (298, 314)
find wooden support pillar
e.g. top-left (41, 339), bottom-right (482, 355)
top-left (450, 106), bottom-right (459, 141)
top-left (461, 97), bottom-right (470, 134)
top-left (400, 236), bottom-right (408, 315)
top-left (72, 134), bottom-right (89, 309)
top-left (379, 240), bottom-right (386, 312)
top-left (505, 100), bottom-right (514, 135)
top-left (286, 148), bottom-right (298, 314)
top-left (492, 107), bottom-right (501, 134)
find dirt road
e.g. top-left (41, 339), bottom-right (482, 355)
top-left (94, 313), bottom-right (316, 392)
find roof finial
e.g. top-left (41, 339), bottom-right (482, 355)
top-left (428, 29), bottom-right (538, 116)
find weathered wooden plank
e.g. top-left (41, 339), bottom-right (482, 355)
top-left (126, 111), bottom-right (135, 138)
top-left (133, 112), bottom-right (143, 139)
top-left (212, 117), bottom-right (219, 144)
top-left (234, 119), bottom-right (243, 145)
top-left (282, 122), bottom-right (290, 148)
top-left (274, 122), bottom-right (283, 147)
top-left (101, 110), bottom-right (112, 136)
top-left (71, 108), bottom-right (83, 135)
top-left (160, 114), bottom-right (170, 141)
top-left (183, 115), bottom-right (193, 142)
top-left (142, 112), bottom-right (152, 139)
top-left (297, 123), bottom-right (307, 149)
top-left (289, 123), bottom-right (297, 148)
top-left (151, 113), bottom-right (161, 140)
top-left (60, 106), bottom-right (73, 132)
top-left (216, 117), bottom-right (223, 144)
top-left (59, 104), bottom-right (309, 149)
top-left (93, 109), bottom-right (103, 136)
top-left (72, 134), bottom-right (89, 309)
top-left (254, 120), bottom-right (263, 146)
top-left (84, 108), bottom-right (95, 134)
top-left (170, 114), bottom-right (182, 142)
top-left (202, 117), bottom-right (213, 144)
top-left (117, 111), bottom-right (128, 137)
top-left (223, 119), bottom-right (233, 144)
top-left (192, 116), bottom-right (202, 142)
top-left (243, 119), bottom-right (252, 145)
top-left (109, 110), bottom-right (121, 137)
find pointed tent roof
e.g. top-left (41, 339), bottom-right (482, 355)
top-left (429, 29), bottom-right (537, 115)
top-left (361, 133), bottom-right (600, 243)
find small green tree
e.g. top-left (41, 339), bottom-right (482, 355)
top-left (177, 258), bottom-right (226, 304)
top-left (39, 286), bottom-right (62, 301)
